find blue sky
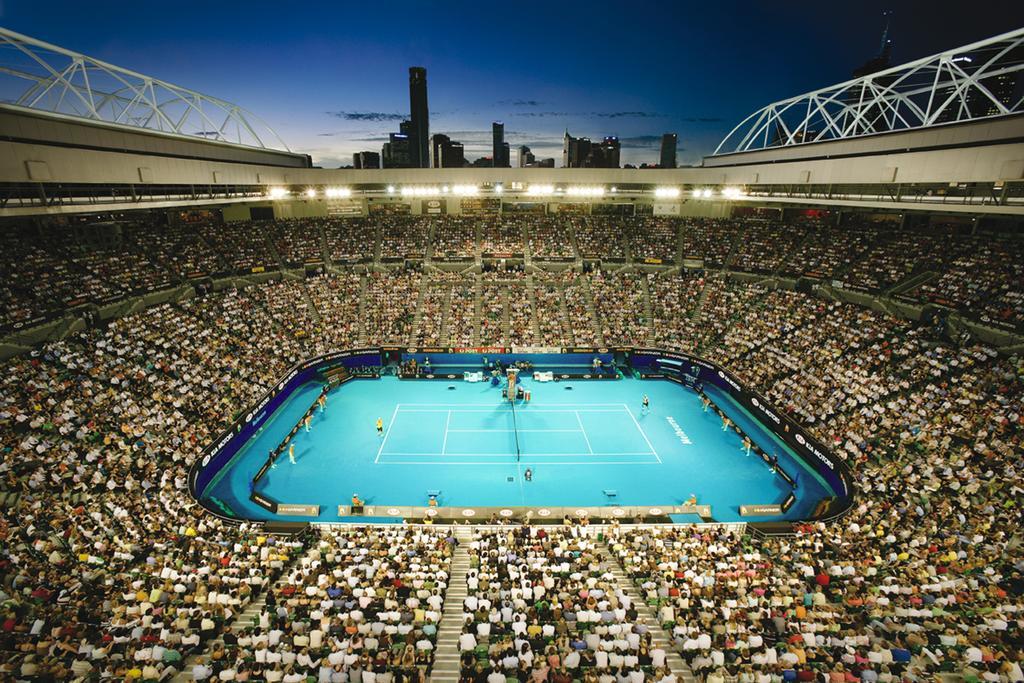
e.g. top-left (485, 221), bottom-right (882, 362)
top-left (2, 0), bottom-right (1021, 166)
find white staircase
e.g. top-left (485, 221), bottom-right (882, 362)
top-left (430, 527), bottom-right (472, 682)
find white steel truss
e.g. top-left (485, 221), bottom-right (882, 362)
top-left (0, 27), bottom-right (290, 151)
top-left (714, 28), bottom-right (1024, 155)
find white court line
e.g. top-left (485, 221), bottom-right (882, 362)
top-left (623, 403), bottom-right (661, 463)
top-left (378, 451), bottom-right (657, 457)
top-left (398, 408), bottom-right (627, 413)
top-left (441, 409), bottom-right (451, 455)
top-left (446, 429), bottom-right (582, 433)
top-left (575, 410), bottom-right (594, 455)
top-left (376, 460), bottom-right (661, 466)
top-left (374, 404), bottom-right (401, 463)
top-left (395, 403), bottom-right (633, 406)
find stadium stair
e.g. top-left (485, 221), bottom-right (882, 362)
top-left (501, 286), bottom-right (511, 342)
top-left (471, 275), bottom-right (482, 345)
top-left (438, 284), bottom-right (454, 342)
top-left (525, 276), bottom-right (544, 341)
top-left (410, 278), bottom-right (431, 338)
top-left (429, 526), bottom-right (473, 682)
top-left (886, 269), bottom-right (938, 298)
top-left (639, 274), bottom-right (656, 345)
top-left (579, 275), bottom-right (605, 345)
top-left (556, 283), bottom-right (576, 344)
top-left (172, 543), bottom-right (308, 682)
top-left (355, 273), bottom-right (368, 344)
top-left (601, 550), bottom-right (696, 683)
top-left (689, 275), bottom-right (714, 321)
top-left (302, 283), bottom-right (322, 324)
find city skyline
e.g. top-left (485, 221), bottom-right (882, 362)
top-left (2, 0), bottom-right (1021, 168)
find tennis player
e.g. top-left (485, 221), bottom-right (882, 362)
top-left (641, 394), bottom-right (650, 415)
top-left (376, 417), bottom-right (384, 436)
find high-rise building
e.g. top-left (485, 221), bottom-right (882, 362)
top-left (659, 133), bottom-right (678, 169)
top-left (431, 133), bottom-right (466, 168)
top-left (492, 122), bottom-right (510, 168)
top-left (564, 131), bottom-right (619, 168)
top-left (518, 145), bottom-right (535, 167)
top-left (353, 151), bottom-right (381, 169)
top-left (563, 130), bottom-right (592, 168)
top-left (595, 136), bottom-right (620, 168)
top-left (382, 120), bottom-right (413, 168)
top-left (408, 67), bottom-right (429, 168)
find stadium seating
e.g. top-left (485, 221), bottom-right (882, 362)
top-left (0, 213), bottom-right (1022, 682)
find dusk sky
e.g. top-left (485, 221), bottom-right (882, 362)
top-left (3, 1), bottom-right (1022, 167)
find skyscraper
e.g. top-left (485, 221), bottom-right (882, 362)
top-left (382, 121), bottom-right (413, 168)
top-left (353, 151), bottom-right (381, 169)
top-left (492, 122), bottom-right (510, 168)
top-left (431, 133), bottom-right (465, 168)
top-left (563, 131), bottom-right (618, 168)
top-left (408, 67), bottom-right (429, 168)
top-left (596, 136), bottom-right (620, 168)
top-left (659, 133), bottom-right (678, 169)
top-left (518, 145), bottom-right (535, 167)
top-left (563, 130), bottom-right (592, 168)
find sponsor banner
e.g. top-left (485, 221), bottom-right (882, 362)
top-left (554, 372), bottom-right (618, 380)
top-left (740, 504), bottom-right (783, 517)
top-left (643, 257), bottom-right (664, 265)
top-left (340, 504), bottom-right (707, 521)
top-left (4, 312), bottom-right (53, 333)
top-left (511, 345), bottom-right (563, 354)
top-left (250, 492), bottom-right (278, 513)
top-left (976, 314), bottom-right (1021, 332)
top-left (452, 346), bottom-right (507, 354)
top-left (252, 459), bottom-right (273, 485)
top-left (276, 504), bottom-right (320, 516)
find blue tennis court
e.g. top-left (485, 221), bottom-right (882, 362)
top-left (377, 403), bottom-right (659, 464)
top-left (201, 375), bottom-right (833, 522)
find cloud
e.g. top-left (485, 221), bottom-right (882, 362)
top-left (327, 111), bottom-right (406, 122)
top-left (617, 135), bottom-right (664, 148)
top-left (499, 99), bottom-right (543, 107)
top-left (317, 132), bottom-right (336, 137)
top-left (593, 111), bottom-right (663, 119)
top-left (512, 111), bottom-right (572, 118)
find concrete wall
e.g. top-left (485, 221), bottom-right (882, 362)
top-left (0, 105), bottom-right (309, 168)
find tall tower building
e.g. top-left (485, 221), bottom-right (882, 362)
top-left (408, 67), bottom-right (430, 168)
top-left (659, 133), bottom-right (678, 168)
top-left (492, 122), bottom-right (510, 168)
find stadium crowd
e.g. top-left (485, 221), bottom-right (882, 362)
top-left (0, 212), bottom-right (1023, 682)
top-left (458, 526), bottom-right (677, 683)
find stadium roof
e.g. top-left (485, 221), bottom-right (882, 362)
top-left (715, 27), bottom-right (1024, 155)
top-left (0, 26), bottom-right (290, 151)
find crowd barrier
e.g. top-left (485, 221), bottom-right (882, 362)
top-left (337, 503), bottom-right (713, 522)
